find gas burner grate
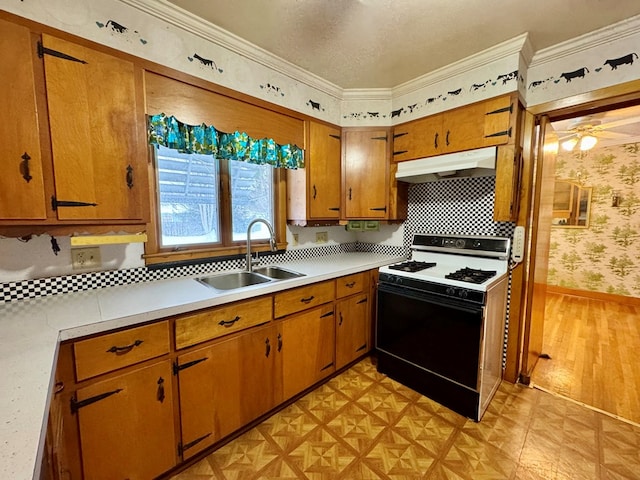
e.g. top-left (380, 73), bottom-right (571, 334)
top-left (445, 268), bottom-right (497, 284)
top-left (388, 261), bottom-right (437, 273)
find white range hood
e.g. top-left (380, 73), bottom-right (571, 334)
top-left (395, 146), bottom-right (497, 183)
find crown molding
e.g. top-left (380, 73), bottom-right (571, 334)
top-left (530, 14), bottom-right (640, 67)
top-left (342, 89), bottom-right (393, 101)
top-left (119, 0), bottom-right (345, 99)
top-left (391, 33), bottom-right (530, 98)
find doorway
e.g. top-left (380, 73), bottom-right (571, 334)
top-left (528, 102), bottom-right (640, 424)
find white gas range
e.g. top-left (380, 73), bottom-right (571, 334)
top-left (376, 233), bottom-right (511, 421)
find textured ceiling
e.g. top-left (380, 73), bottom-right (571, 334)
top-left (166, 0), bottom-right (640, 89)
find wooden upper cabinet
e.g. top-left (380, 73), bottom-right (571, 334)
top-left (393, 113), bottom-right (443, 162)
top-left (342, 129), bottom-right (390, 219)
top-left (287, 121), bottom-right (341, 224)
top-left (392, 94), bottom-right (516, 162)
top-left (441, 101), bottom-right (486, 153)
top-left (42, 34), bottom-right (147, 221)
top-left (482, 94), bottom-right (515, 147)
top-left (144, 71), bottom-right (304, 148)
top-left (0, 19), bottom-right (47, 220)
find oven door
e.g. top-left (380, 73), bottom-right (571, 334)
top-left (376, 282), bottom-right (484, 389)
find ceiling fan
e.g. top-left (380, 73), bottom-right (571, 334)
top-left (555, 110), bottom-right (640, 151)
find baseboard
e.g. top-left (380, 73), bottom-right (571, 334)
top-left (547, 285), bottom-right (640, 306)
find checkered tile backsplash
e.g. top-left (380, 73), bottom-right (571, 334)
top-left (0, 242), bottom-right (402, 304)
top-left (1, 176), bottom-right (514, 304)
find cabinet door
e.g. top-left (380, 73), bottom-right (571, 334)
top-left (442, 102), bottom-right (486, 153)
top-left (309, 122), bottom-right (342, 219)
top-left (0, 19), bottom-right (47, 220)
top-left (335, 293), bottom-right (370, 370)
top-left (74, 360), bottom-right (176, 480)
top-left (343, 129), bottom-right (389, 219)
top-left (42, 34), bottom-right (146, 221)
top-left (177, 324), bottom-right (281, 459)
top-left (280, 304), bottom-right (336, 400)
top-left (483, 94), bottom-right (515, 147)
top-left (392, 114), bottom-right (443, 162)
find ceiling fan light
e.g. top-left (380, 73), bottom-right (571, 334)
top-left (579, 134), bottom-right (598, 150)
top-left (561, 137), bottom-right (578, 151)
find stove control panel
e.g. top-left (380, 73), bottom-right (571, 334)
top-left (378, 272), bottom-right (486, 304)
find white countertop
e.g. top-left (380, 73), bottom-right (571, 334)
top-left (0, 253), bottom-right (401, 480)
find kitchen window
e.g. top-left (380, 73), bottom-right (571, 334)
top-left (145, 145), bottom-right (285, 265)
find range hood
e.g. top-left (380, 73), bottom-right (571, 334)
top-left (395, 146), bottom-right (497, 183)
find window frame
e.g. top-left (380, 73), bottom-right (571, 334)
top-left (143, 145), bottom-right (288, 266)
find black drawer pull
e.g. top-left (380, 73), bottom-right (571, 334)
top-left (219, 316), bottom-right (240, 327)
top-left (345, 282), bottom-right (356, 288)
top-left (106, 339), bottom-right (143, 354)
top-left (300, 295), bottom-right (315, 304)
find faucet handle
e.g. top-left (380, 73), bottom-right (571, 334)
top-left (251, 251), bottom-right (260, 266)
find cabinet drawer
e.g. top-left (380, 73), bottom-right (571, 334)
top-left (274, 280), bottom-right (335, 318)
top-left (336, 272), bottom-right (366, 298)
top-left (74, 321), bottom-right (170, 381)
top-left (175, 296), bottom-right (272, 349)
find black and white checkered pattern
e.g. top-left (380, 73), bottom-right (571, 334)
top-left (1, 243), bottom-right (357, 304)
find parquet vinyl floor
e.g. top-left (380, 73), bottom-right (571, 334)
top-left (170, 356), bottom-right (640, 479)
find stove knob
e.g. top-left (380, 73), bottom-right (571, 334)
top-left (446, 287), bottom-right (456, 296)
top-left (459, 290), bottom-right (469, 299)
top-left (473, 240), bottom-right (482, 248)
top-left (455, 239), bottom-right (465, 248)
top-left (396, 277), bottom-right (403, 285)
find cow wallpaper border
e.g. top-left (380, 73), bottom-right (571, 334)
top-left (548, 142), bottom-right (640, 297)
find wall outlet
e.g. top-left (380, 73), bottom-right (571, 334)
top-left (315, 231), bottom-right (328, 244)
top-left (292, 233), bottom-right (299, 246)
top-left (71, 247), bottom-right (102, 270)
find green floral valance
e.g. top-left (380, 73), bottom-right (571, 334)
top-left (147, 113), bottom-right (304, 169)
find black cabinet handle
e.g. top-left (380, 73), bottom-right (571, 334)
top-left (20, 152), bottom-right (32, 183)
top-left (300, 295), bottom-right (315, 304)
top-left (157, 377), bottom-right (165, 403)
top-left (265, 338), bottom-right (271, 357)
top-left (313, 184), bottom-right (317, 199)
top-left (126, 165), bottom-right (134, 189)
top-left (446, 130), bottom-right (450, 146)
top-left (106, 339), bottom-right (143, 354)
top-left (219, 315), bottom-right (240, 327)
top-left (434, 132), bottom-right (439, 149)
top-left (329, 207), bottom-right (340, 211)
top-left (345, 281), bottom-right (356, 288)
top-left (339, 312), bottom-right (344, 326)
top-left (277, 333), bottom-right (283, 352)
top-left (348, 187), bottom-right (352, 200)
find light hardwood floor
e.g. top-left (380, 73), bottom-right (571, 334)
top-left (531, 291), bottom-right (640, 424)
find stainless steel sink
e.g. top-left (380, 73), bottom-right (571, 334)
top-left (197, 271), bottom-right (272, 290)
top-left (253, 266), bottom-right (306, 280)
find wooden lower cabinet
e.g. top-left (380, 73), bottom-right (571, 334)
top-left (74, 360), bottom-right (176, 480)
top-left (280, 303), bottom-right (336, 400)
top-left (335, 293), bottom-right (370, 370)
top-left (176, 323), bottom-right (281, 460)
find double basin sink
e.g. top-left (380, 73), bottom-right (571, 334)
top-left (197, 266), bottom-right (305, 291)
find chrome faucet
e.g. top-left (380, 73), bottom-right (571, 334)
top-left (245, 218), bottom-right (277, 272)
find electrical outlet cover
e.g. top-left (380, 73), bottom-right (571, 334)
top-left (71, 247), bottom-right (102, 270)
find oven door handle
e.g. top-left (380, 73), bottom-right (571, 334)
top-left (377, 282), bottom-right (483, 315)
